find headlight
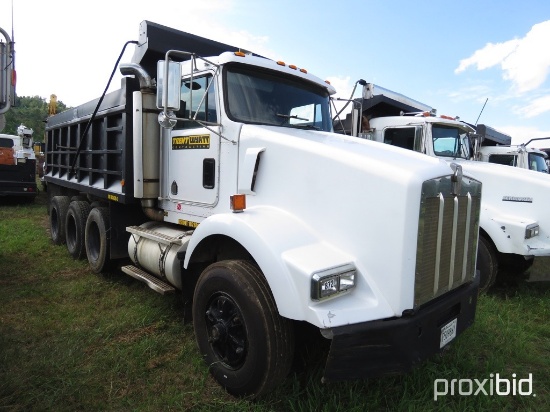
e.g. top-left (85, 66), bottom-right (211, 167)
top-left (525, 224), bottom-right (540, 239)
top-left (311, 264), bottom-right (356, 301)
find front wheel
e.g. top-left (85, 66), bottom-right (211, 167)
top-left (477, 236), bottom-right (498, 293)
top-left (192, 260), bottom-right (294, 398)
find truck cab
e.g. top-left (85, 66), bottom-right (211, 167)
top-left (478, 145), bottom-right (549, 173)
top-left (474, 124), bottom-right (549, 173)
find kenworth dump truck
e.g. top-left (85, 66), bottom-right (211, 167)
top-left (0, 124), bottom-right (38, 200)
top-left (44, 21), bottom-right (481, 397)
top-left (337, 82), bottom-right (550, 291)
top-left (475, 125), bottom-right (549, 173)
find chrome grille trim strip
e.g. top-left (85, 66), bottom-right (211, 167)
top-left (449, 196), bottom-right (459, 290)
top-left (434, 192), bottom-right (445, 295)
top-left (462, 193), bottom-right (472, 281)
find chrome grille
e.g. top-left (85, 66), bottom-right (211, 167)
top-left (414, 174), bottom-right (481, 307)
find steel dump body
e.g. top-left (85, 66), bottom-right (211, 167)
top-left (45, 79), bottom-right (138, 204)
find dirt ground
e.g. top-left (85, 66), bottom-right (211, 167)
top-left (527, 256), bottom-right (550, 282)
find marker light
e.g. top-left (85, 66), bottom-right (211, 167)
top-left (300, 68), bottom-right (308, 73)
top-left (277, 61), bottom-right (286, 66)
top-left (230, 194), bottom-right (246, 213)
top-left (234, 51), bottom-right (246, 57)
top-left (525, 224), bottom-right (540, 239)
top-left (311, 264), bottom-right (356, 301)
top-left (289, 64), bottom-right (297, 70)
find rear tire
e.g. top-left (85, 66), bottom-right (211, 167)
top-left (66, 200), bottom-right (92, 259)
top-left (50, 196), bottom-right (70, 245)
top-left (192, 260), bottom-right (294, 398)
top-left (85, 207), bottom-right (111, 273)
top-left (477, 236), bottom-right (498, 293)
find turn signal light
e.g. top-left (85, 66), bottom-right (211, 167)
top-left (230, 194), bottom-right (246, 213)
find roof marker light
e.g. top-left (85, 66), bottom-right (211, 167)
top-left (234, 51), bottom-right (246, 57)
top-left (300, 68), bottom-right (307, 73)
top-left (277, 61), bottom-right (286, 66)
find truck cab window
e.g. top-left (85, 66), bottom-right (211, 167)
top-left (432, 125), bottom-right (471, 159)
top-left (529, 153), bottom-right (549, 173)
top-left (225, 65), bottom-right (332, 132)
top-left (383, 127), bottom-right (416, 150)
top-left (175, 75), bottom-right (217, 129)
top-left (489, 154), bottom-right (517, 167)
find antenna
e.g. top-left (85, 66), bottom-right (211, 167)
top-left (475, 98), bottom-right (488, 126)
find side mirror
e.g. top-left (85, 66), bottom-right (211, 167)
top-left (156, 60), bottom-right (181, 111)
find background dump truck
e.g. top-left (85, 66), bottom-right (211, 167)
top-left (339, 82), bottom-right (550, 292)
top-left (45, 21), bottom-right (481, 397)
top-left (475, 125), bottom-right (549, 173)
top-left (0, 124), bottom-right (38, 200)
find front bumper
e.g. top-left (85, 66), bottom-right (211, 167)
top-left (323, 274), bottom-right (479, 381)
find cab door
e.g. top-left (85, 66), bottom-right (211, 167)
top-left (167, 74), bottom-right (220, 206)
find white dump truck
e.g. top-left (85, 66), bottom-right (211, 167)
top-left (44, 22), bottom-right (481, 397)
top-left (338, 82), bottom-right (550, 291)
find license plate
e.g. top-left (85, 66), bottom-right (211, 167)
top-left (440, 318), bottom-right (457, 348)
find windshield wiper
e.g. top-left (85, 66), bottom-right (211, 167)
top-left (276, 113), bottom-right (320, 130)
top-left (292, 124), bottom-right (321, 130)
top-left (276, 113), bottom-right (309, 121)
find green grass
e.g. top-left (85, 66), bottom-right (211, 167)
top-left (1, 188), bottom-right (548, 411)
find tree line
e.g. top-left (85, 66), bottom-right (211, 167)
top-left (1, 96), bottom-right (69, 141)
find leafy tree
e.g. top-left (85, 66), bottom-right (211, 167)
top-left (2, 96), bottom-right (69, 141)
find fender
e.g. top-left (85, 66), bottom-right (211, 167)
top-left (184, 205), bottom-right (358, 322)
top-left (480, 205), bottom-right (550, 256)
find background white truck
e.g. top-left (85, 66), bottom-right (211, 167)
top-left (338, 82), bottom-right (550, 291)
top-left (44, 21), bottom-right (481, 397)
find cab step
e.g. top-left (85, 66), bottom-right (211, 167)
top-left (121, 265), bottom-right (176, 295)
top-left (126, 225), bottom-right (188, 246)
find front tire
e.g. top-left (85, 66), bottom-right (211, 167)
top-left (477, 236), bottom-right (498, 293)
top-left (85, 207), bottom-right (111, 273)
top-left (192, 260), bottom-right (294, 398)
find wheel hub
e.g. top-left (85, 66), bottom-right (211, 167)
top-left (205, 293), bottom-right (247, 369)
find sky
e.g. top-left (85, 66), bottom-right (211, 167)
top-left (2, 0), bottom-right (550, 146)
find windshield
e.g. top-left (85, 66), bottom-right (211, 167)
top-left (528, 153), bottom-right (549, 173)
top-left (432, 125), bottom-right (471, 159)
top-left (224, 64), bottom-right (333, 132)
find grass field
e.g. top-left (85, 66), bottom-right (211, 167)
top-left (1, 187), bottom-right (548, 411)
